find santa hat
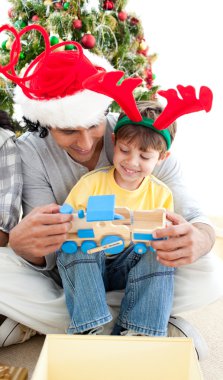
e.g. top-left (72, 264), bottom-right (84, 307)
top-left (0, 24), bottom-right (143, 128)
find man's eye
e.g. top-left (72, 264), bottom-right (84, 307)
top-left (62, 130), bottom-right (78, 135)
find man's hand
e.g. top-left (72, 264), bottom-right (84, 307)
top-left (151, 211), bottom-right (216, 267)
top-left (9, 204), bottom-right (73, 265)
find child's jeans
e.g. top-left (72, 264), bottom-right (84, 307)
top-left (57, 244), bottom-right (174, 336)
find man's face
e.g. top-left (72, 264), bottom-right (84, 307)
top-left (49, 120), bottom-right (106, 164)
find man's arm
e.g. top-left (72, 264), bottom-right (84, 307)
top-left (151, 212), bottom-right (215, 267)
top-left (152, 154), bottom-right (215, 266)
top-left (9, 204), bottom-right (73, 266)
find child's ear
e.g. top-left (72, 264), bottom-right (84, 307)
top-left (111, 133), bottom-right (115, 144)
top-left (157, 151), bottom-right (171, 165)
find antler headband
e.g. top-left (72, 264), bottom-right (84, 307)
top-left (114, 84), bottom-right (213, 149)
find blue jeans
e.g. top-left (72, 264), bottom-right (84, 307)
top-left (57, 244), bottom-right (174, 336)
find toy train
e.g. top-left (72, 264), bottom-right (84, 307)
top-left (60, 194), bottom-right (166, 255)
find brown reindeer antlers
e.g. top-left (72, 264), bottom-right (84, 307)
top-left (153, 85), bottom-right (213, 130)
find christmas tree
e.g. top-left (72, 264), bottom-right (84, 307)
top-left (0, 0), bottom-right (158, 118)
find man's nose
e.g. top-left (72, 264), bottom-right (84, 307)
top-left (78, 131), bottom-right (93, 150)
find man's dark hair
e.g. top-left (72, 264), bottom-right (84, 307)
top-left (23, 117), bottom-right (49, 138)
top-left (0, 110), bottom-right (15, 132)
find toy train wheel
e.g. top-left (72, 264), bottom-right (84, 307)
top-left (134, 243), bottom-right (147, 255)
top-left (101, 235), bottom-right (125, 255)
top-left (61, 241), bottom-right (78, 254)
top-left (81, 241), bottom-right (97, 254)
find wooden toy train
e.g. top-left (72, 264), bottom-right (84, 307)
top-left (60, 195), bottom-right (166, 255)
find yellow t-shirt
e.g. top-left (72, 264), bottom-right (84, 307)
top-left (65, 166), bottom-right (173, 212)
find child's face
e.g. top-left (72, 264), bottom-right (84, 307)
top-left (113, 139), bottom-right (163, 190)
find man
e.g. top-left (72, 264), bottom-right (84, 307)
top-left (0, 24), bottom-right (222, 357)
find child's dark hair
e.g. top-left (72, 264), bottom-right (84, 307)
top-left (116, 101), bottom-right (177, 156)
top-left (0, 110), bottom-right (15, 132)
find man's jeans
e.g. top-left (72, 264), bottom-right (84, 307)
top-left (57, 244), bottom-right (174, 336)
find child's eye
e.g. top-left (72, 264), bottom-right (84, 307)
top-left (141, 156), bottom-right (150, 160)
top-left (120, 148), bottom-right (128, 153)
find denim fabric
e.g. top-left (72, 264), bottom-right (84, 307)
top-left (57, 244), bottom-right (174, 335)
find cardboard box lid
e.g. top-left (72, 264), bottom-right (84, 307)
top-left (31, 335), bottom-right (203, 380)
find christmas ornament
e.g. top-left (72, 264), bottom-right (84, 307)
top-left (63, 2), bottom-right (70, 10)
top-left (32, 15), bottom-right (40, 22)
top-left (103, 1), bottom-right (114, 10)
top-left (6, 38), bottom-right (13, 50)
top-left (14, 20), bottom-right (27, 29)
top-left (145, 68), bottom-right (153, 89)
top-left (8, 7), bottom-right (14, 19)
top-left (1, 40), bottom-right (8, 51)
top-left (81, 33), bottom-right (96, 49)
top-left (19, 52), bottom-right (26, 60)
top-left (118, 11), bottom-right (127, 22)
top-left (130, 17), bottom-right (139, 25)
top-left (65, 44), bottom-right (75, 50)
top-left (138, 40), bottom-right (149, 56)
top-left (54, 38), bottom-right (65, 52)
top-left (50, 35), bottom-right (59, 45)
top-left (54, 2), bottom-right (63, 10)
top-left (72, 19), bottom-right (82, 30)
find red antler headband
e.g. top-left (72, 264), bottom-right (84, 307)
top-left (154, 84), bottom-right (213, 130)
top-left (0, 24), bottom-right (143, 128)
top-left (114, 84), bottom-right (213, 150)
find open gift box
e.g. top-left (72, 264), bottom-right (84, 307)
top-left (31, 335), bottom-right (203, 380)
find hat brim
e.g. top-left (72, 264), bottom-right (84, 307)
top-left (14, 86), bottom-right (112, 128)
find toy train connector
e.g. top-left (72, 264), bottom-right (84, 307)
top-left (60, 195), bottom-right (166, 255)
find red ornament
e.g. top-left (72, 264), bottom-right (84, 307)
top-left (8, 7), bottom-right (14, 18)
top-left (103, 1), bottom-right (114, 10)
top-left (130, 17), bottom-right (139, 25)
top-left (145, 68), bottom-right (153, 89)
top-left (54, 2), bottom-right (63, 10)
top-left (118, 11), bottom-right (127, 22)
top-left (72, 19), bottom-right (82, 30)
top-left (81, 33), bottom-right (96, 49)
top-left (32, 15), bottom-right (40, 22)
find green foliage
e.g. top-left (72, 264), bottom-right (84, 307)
top-left (0, 0), bottom-right (158, 124)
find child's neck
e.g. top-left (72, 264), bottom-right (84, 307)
top-left (114, 168), bottom-right (145, 191)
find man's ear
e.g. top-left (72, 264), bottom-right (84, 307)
top-left (111, 133), bottom-right (115, 144)
top-left (157, 151), bottom-right (171, 165)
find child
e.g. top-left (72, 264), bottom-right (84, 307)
top-left (57, 100), bottom-right (177, 336)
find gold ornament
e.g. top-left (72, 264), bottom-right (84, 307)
top-left (139, 40), bottom-right (147, 51)
top-left (6, 38), bottom-right (13, 50)
top-left (54, 38), bottom-right (65, 52)
top-left (148, 53), bottom-right (158, 64)
top-left (44, 0), bottom-right (53, 5)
